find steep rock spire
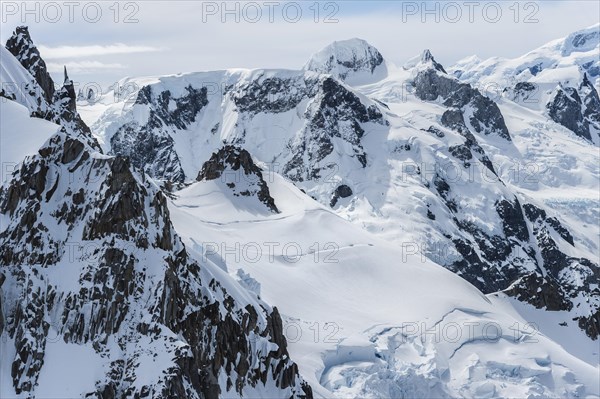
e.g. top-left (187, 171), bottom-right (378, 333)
top-left (420, 49), bottom-right (447, 73)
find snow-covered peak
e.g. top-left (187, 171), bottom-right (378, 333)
top-left (446, 24), bottom-right (600, 143)
top-left (419, 49), bottom-right (447, 73)
top-left (449, 54), bottom-right (483, 79)
top-left (5, 26), bottom-right (36, 62)
top-left (401, 49), bottom-right (447, 74)
top-left (303, 38), bottom-right (388, 84)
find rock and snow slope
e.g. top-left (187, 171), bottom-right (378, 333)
top-left (1, 23), bottom-right (599, 398)
top-left (0, 28), bottom-right (311, 399)
top-left (449, 23), bottom-right (600, 144)
top-left (168, 161), bottom-right (599, 398)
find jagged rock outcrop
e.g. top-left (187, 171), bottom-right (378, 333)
top-left (412, 52), bottom-right (511, 141)
top-left (517, 203), bottom-right (600, 339)
top-left (0, 129), bottom-right (311, 397)
top-left (420, 49), bottom-right (446, 74)
top-left (230, 74), bottom-right (319, 114)
top-left (5, 26), bottom-right (55, 104)
top-left (330, 184), bottom-right (353, 207)
top-left (197, 145), bottom-right (279, 213)
top-left (441, 196), bottom-right (533, 291)
top-left (53, 66), bottom-right (93, 136)
top-left (4, 27), bottom-right (98, 149)
top-left (547, 86), bottom-right (591, 140)
top-left (581, 74), bottom-right (600, 129)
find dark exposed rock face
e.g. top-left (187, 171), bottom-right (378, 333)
top-left (110, 85), bottom-right (209, 182)
top-left (0, 88), bottom-right (17, 101)
top-left (0, 131), bottom-right (311, 397)
top-left (413, 67), bottom-right (511, 141)
top-left (53, 66), bottom-right (95, 140)
top-left (546, 73), bottom-right (600, 142)
top-left (444, 197), bottom-right (533, 294)
top-left (284, 77), bottom-right (387, 181)
top-left (496, 198), bottom-right (530, 242)
top-left (197, 145), bottom-right (279, 213)
top-left (504, 273), bottom-right (572, 311)
top-left (434, 187), bottom-right (599, 341)
top-left (505, 81), bottom-right (539, 103)
top-left (330, 184), bottom-right (353, 207)
top-left (5, 26), bottom-right (55, 104)
top-left (411, 55), bottom-right (599, 339)
top-left (230, 75), bottom-right (318, 114)
top-left (581, 74), bottom-right (600, 129)
top-left (547, 86), bottom-right (592, 141)
top-left (441, 109), bottom-right (496, 174)
top-left (508, 203), bottom-right (600, 339)
top-left (420, 49), bottom-right (446, 74)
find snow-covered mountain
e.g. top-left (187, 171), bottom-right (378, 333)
top-left (85, 27), bottom-right (599, 342)
top-left (0, 27), bottom-right (311, 398)
top-left (2, 24), bottom-right (599, 398)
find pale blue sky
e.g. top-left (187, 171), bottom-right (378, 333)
top-left (1, 1), bottom-right (598, 88)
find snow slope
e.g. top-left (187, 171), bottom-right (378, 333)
top-left (168, 169), bottom-right (600, 398)
top-left (0, 100), bottom-right (59, 184)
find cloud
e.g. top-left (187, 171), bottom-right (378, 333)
top-left (38, 43), bottom-right (161, 59)
top-left (47, 61), bottom-right (126, 74)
